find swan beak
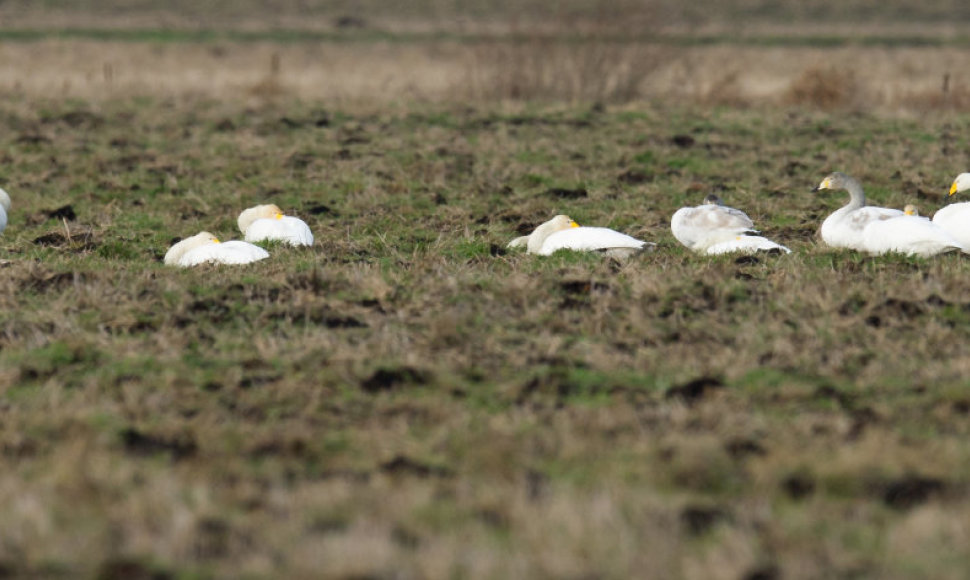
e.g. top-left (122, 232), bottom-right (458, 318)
top-left (812, 178), bottom-right (829, 192)
top-left (950, 182), bottom-right (959, 196)
top-left (275, 213), bottom-right (284, 220)
top-left (213, 238), bottom-right (221, 243)
top-left (569, 221), bottom-right (580, 228)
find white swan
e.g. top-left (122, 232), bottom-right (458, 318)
top-left (934, 173), bottom-right (970, 247)
top-left (812, 172), bottom-right (903, 251)
top-left (671, 194), bottom-right (790, 254)
top-left (238, 204), bottom-right (313, 247)
top-left (508, 215), bottom-right (653, 259)
top-left (164, 232), bottom-right (270, 267)
top-left (0, 187), bottom-right (10, 235)
top-left (861, 207), bottom-right (964, 257)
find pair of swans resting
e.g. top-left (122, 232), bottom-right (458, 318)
top-left (814, 172), bottom-right (970, 257)
top-left (510, 194), bottom-right (790, 258)
top-left (164, 204), bottom-right (313, 267)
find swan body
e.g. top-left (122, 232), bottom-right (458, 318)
top-left (705, 235), bottom-right (791, 255)
top-left (862, 213), bottom-right (964, 257)
top-left (0, 187), bottom-right (10, 235)
top-left (813, 172), bottom-right (903, 251)
top-left (238, 204), bottom-right (313, 247)
top-left (935, 173), bottom-right (970, 247)
top-left (164, 232), bottom-right (270, 267)
top-left (671, 194), bottom-right (789, 254)
top-left (509, 215), bottom-right (653, 259)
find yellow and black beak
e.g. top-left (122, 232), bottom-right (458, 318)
top-left (950, 181), bottom-right (959, 196)
top-left (569, 221), bottom-right (580, 228)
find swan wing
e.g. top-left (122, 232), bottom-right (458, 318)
top-left (863, 215), bottom-right (964, 257)
top-left (671, 205), bottom-right (756, 250)
top-left (538, 227), bottom-right (648, 255)
top-left (822, 206), bottom-right (904, 250)
top-left (932, 202), bottom-right (970, 247)
top-left (244, 216), bottom-right (313, 246)
top-left (705, 235), bottom-right (791, 255)
top-left (179, 241), bottom-right (270, 266)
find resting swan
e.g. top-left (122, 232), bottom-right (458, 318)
top-left (164, 232), bottom-right (270, 267)
top-left (934, 174), bottom-right (970, 247)
top-left (671, 194), bottom-right (790, 255)
top-left (812, 172), bottom-right (902, 251)
top-left (0, 187), bottom-right (10, 235)
top-left (238, 204), bottom-right (313, 246)
top-left (861, 206), bottom-right (964, 257)
top-left (508, 215), bottom-right (653, 259)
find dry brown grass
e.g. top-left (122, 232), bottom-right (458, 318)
top-left (2, 39), bottom-right (970, 113)
top-left (783, 65), bottom-right (862, 110)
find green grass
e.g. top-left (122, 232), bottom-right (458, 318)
top-left (2, 89), bottom-right (970, 578)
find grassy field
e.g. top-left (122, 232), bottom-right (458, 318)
top-left (2, 4), bottom-right (970, 579)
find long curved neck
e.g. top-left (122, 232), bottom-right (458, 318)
top-left (842, 177), bottom-right (866, 210)
top-left (526, 224), bottom-right (552, 254)
top-left (527, 222), bottom-right (561, 254)
top-left (164, 235), bottom-right (208, 265)
top-left (0, 189), bottom-right (10, 212)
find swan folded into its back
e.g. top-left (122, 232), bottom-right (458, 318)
top-left (164, 232), bottom-right (270, 267)
top-left (671, 194), bottom-right (790, 255)
top-left (508, 215), bottom-right (654, 259)
top-left (238, 204), bottom-right (313, 247)
top-left (862, 203), bottom-right (964, 257)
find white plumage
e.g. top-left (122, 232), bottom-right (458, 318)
top-left (164, 232), bottom-right (269, 267)
top-left (0, 187), bottom-right (10, 235)
top-left (238, 204), bottom-right (313, 247)
top-left (538, 226), bottom-right (649, 256)
top-left (862, 213), bottom-right (963, 257)
top-left (705, 235), bottom-right (791, 255)
top-left (509, 215), bottom-right (653, 259)
top-left (671, 194), bottom-right (789, 255)
top-left (934, 173), bottom-right (970, 247)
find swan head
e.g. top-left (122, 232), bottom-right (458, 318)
top-left (949, 173), bottom-right (970, 196)
top-left (526, 214), bottom-right (580, 254)
top-left (0, 188), bottom-right (10, 212)
top-left (903, 204), bottom-right (919, 216)
top-left (238, 204), bottom-right (284, 234)
top-left (703, 194), bottom-right (724, 206)
top-left (163, 231), bottom-right (220, 265)
top-left (812, 172), bottom-right (853, 192)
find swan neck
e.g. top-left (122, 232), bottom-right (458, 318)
top-left (844, 179), bottom-right (866, 209)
